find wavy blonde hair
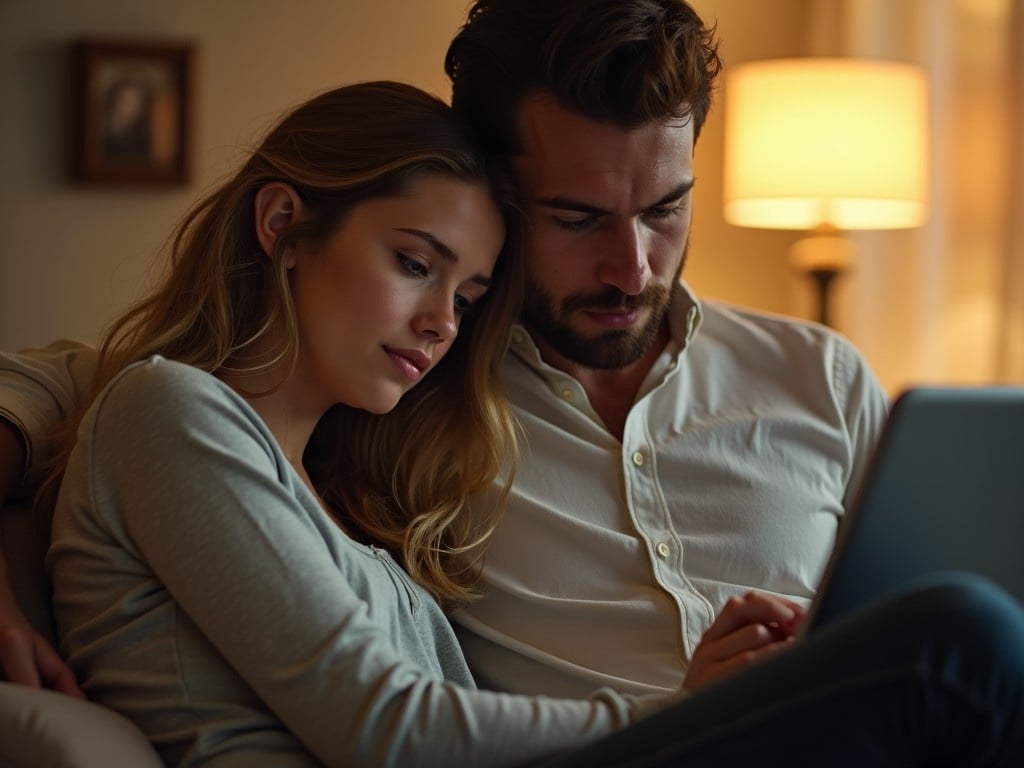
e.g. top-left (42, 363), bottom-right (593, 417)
top-left (43, 81), bottom-right (523, 608)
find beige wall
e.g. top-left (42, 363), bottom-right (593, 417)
top-left (688, 0), bottom-right (813, 317)
top-left (0, 0), bottom-right (814, 354)
top-left (0, 0), bottom-right (474, 350)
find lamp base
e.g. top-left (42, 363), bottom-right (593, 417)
top-left (807, 267), bottom-right (841, 327)
top-left (791, 231), bottom-right (853, 328)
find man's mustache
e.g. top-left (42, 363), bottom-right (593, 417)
top-left (561, 285), bottom-right (668, 314)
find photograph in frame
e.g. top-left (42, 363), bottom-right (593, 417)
top-left (70, 39), bottom-right (193, 185)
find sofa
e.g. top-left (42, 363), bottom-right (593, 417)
top-left (0, 501), bottom-right (163, 767)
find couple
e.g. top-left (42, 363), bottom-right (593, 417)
top-left (2, 1), bottom-right (1024, 765)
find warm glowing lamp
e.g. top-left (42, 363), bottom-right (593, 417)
top-left (723, 58), bottom-right (929, 326)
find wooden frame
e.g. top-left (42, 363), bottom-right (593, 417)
top-left (70, 39), bottom-right (193, 185)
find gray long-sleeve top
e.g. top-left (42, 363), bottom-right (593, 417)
top-left (48, 357), bottom-right (662, 767)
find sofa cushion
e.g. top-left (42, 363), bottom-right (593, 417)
top-left (0, 683), bottom-right (162, 768)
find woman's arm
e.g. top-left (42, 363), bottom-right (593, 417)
top-left (51, 359), bottom-right (660, 768)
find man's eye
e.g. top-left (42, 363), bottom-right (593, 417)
top-left (554, 216), bottom-right (599, 232)
top-left (398, 253), bottom-right (428, 276)
top-left (645, 206), bottom-right (680, 220)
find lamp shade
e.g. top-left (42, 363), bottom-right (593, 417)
top-left (723, 58), bottom-right (929, 230)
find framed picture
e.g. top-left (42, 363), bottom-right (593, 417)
top-left (70, 39), bottom-right (194, 185)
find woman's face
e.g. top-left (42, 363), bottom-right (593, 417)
top-left (289, 173), bottom-right (505, 414)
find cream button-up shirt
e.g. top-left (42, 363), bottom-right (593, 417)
top-left (455, 282), bottom-right (889, 698)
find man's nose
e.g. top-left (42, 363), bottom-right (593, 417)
top-left (597, 220), bottom-right (651, 296)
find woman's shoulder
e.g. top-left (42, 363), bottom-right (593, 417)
top-left (100, 355), bottom-right (221, 405)
top-left (87, 356), bottom-right (242, 435)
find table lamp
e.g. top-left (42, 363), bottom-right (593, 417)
top-left (722, 58), bottom-right (929, 327)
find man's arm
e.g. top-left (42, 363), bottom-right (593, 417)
top-left (0, 340), bottom-right (98, 489)
top-left (0, 416), bottom-right (24, 508)
top-left (0, 340), bottom-right (95, 697)
top-left (0, 415), bottom-right (81, 696)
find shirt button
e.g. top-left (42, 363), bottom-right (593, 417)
top-left (631, 451), bottom-right (644, 467)
top-left (560, 388), bottom-right (575, 402)
top-left (656, 542), bottom-right (670, 558)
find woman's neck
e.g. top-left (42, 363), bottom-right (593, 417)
top-left (221, 366), bottom-right (324, 471)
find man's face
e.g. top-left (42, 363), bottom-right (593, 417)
top-left (512, 92), bottom-right (694, 370)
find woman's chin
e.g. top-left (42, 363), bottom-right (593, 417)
top-left (352, 391), bottom-right (404, 415)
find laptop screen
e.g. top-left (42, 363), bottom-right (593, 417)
top-left (804, 386), bottom-right (1024, 634)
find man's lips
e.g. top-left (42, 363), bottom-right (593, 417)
top-left (383, 346), bottom-right (431, 382)
top-left (582, 307), bottom-right (642, 329)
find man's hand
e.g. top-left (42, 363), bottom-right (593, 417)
top-left (682, 591), bottom-right (805, 693)
top-left (0, 416), bottom-right (83, 697)
top-left (0, 575), bottom-right (83, 698)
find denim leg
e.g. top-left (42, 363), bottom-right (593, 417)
top-left (542, 574), bottom-right (1024, 768)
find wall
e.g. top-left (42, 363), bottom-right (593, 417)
top-left (0, 0), bottom-right (813, 354)
top-left (0, 0), bottom-right (473, 350)
top-left (688, 0), bottom-right (813, 317)
top-left (824, 0), bottom-right (1024, 393)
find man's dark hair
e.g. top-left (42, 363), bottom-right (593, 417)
top-left (445, 0), bottom-right (722, 160)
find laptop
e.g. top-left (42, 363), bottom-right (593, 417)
top-left (802, 386), bottom-right (1024, 635)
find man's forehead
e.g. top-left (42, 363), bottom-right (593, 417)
top-left (513, 92), bottom-right (694, 205)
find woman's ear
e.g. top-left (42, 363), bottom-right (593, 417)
top-left (254, 182), bottom-right (305, 265)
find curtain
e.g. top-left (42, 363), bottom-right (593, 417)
top-left (810, 0), bottom-right (1024, 391)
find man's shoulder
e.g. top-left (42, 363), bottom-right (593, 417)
top-left (694, 299), bottom-right (859, 357)
top-left (691, 299), bottom-right (885, 412)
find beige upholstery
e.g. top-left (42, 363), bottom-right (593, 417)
top-left (0, 502), bottom-right (162, 768)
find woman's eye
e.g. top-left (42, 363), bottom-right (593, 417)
top-left (454, 294), bottom-right (474, 315)
top-left (398, 253), bottom-right (428, 277)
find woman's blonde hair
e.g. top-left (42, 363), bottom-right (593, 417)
top-left (43, 81), bottom-right (523, 608)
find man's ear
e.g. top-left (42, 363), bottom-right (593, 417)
top-left (254, 182), bottom-right (305, 265)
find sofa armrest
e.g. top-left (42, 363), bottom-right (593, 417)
top-left (0, 683), bottom-right (162, 768)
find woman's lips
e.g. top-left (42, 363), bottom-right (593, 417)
top-left (383, 346), bottom-right (430, 382)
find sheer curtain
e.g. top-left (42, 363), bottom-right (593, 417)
top-left (810, 0), bottom-right (1024, 391)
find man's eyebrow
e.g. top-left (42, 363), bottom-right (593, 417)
top-left (535, 180), bottom-right (695, 215)
top-left (650, 180), bottom-right (695, 208)
top-left (395, 227), bottom-right (492, 287)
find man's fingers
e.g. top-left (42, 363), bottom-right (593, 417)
top-left (0, 626), bottom-right (42, 687)
top-left (701, 592), bottom-right (803, 642)
top-left (696, 621), bottom-right (777, 665)
top-left (0, 626), bottom-right (83, 698)
top-left (35, 641), bottom-right (84, 699)
top-left (711, 638), bottom-right (795, 680)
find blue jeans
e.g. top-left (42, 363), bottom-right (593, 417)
top-left (543, 574), bottom-right (1024, 767)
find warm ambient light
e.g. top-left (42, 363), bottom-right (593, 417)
top-left (722, 57), bottom-right (930, 325)
top-left (724, 58), bottom-right (929, 231)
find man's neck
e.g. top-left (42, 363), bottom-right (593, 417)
top-left (530, 323), bottom-right (671, 440)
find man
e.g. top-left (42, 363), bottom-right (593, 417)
top-left (2, 2), bottom-right (1024, 763)
top-left (443, 0), bottom-right (886, 698)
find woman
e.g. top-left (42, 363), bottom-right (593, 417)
top-left (46, 81), bottom-right (664, 767)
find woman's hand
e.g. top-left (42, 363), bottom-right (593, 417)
top-left (0, 569), bottom-right (83, 698)
top-left (682, 591), bottom-right (805, 694)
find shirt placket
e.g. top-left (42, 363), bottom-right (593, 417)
top-left (621, 395), bottom-right (715, 659)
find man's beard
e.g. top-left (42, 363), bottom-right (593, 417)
top-left (522, 279), bottom-right (673, 370)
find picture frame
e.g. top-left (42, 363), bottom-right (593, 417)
top-left (70, 39), bottom-right (194, 185)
